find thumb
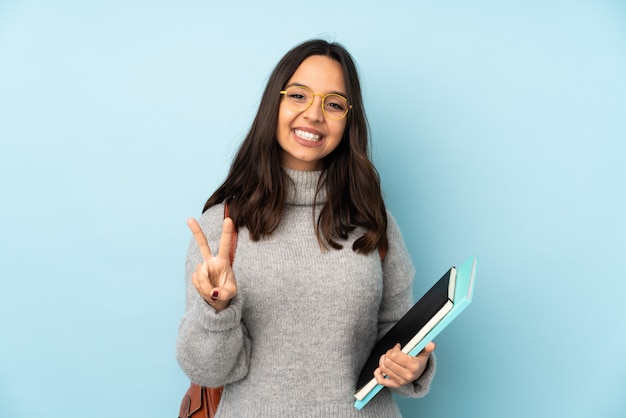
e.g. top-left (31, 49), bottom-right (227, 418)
top-left (420, 342), bottom-right (436, 356)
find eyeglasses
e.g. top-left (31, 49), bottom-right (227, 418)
top-left (280, 85), bottom-right (351, 120)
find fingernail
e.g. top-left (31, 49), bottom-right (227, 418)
top-left (211, 290), bottom-right (219, 300)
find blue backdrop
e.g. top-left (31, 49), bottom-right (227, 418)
top-left (1, 1), bottom-right (625, 417)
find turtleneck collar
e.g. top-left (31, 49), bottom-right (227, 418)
top-left (283, 167), bottom-right (327, 206)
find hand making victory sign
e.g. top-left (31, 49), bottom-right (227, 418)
top-left (187, 217), bottom-right (237, 313)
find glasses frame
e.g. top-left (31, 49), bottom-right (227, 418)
top-left (280, 85), bottom-right (352, 120)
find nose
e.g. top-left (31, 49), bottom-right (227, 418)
top-left (302, 94), bottom-right (324, 122)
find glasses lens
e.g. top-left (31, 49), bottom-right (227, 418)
top-left (323, 94), bottom-right (349, 120)
top-left (283, 86), bottom-right (312, 111)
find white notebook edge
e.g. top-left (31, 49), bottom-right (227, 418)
top-left (354, 299), bottom-right (454, 401)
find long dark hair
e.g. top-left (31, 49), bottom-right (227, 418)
top-left (204, 39), bottom-right (388, 255)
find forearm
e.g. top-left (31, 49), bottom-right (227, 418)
top-left (176, 293), bottom-right (251, 387)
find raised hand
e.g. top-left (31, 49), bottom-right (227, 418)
top-left (187, 217), bottom-right (237, 312)
top-left (373, 342), bottom-right (436, 388)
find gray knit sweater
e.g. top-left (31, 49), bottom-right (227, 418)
top-left (176, 168), bottom-right (435, 417)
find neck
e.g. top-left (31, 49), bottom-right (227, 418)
top-left (283, 167), bottom-right (326, 206)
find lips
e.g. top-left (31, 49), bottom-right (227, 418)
top-left (293, 128), bottom-right (322, 142)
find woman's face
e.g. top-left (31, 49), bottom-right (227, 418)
top-left (276, 55), bottom-right (348, 171)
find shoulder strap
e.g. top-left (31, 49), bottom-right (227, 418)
top-left (224, 203), bottom-right (238, 266)
top-left (378, 246), bottom-right (386, 262)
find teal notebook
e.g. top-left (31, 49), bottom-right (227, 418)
top-left (354, 255), bottom-right (478, 410)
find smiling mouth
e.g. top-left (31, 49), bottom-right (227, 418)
top-left (294, 129), bottom-right (322, 142)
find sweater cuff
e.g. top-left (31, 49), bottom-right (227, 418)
top-left (191, 294), bottom-right (244, 332)
top-left (394, 353), bottom-right (436, 398)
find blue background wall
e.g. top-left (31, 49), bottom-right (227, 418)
top-left (1, 1), bottom-right (625, 417)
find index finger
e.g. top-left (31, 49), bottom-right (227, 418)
top-left (187, 218), bottom-right (212, 261)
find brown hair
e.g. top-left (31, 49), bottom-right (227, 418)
top-left (204, 39), bottom-right (388, 255)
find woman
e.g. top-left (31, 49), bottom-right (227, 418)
top-left (176, 39), bottom-right (436, 417)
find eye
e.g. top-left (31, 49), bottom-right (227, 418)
top-left (325, 95), bottom-right (348, 112)
top-left (289, 93), bottom-right (307, 102)
top-left (327, 102), bottom-right (345, 111)
top-left (285, 86), bottom-right (311, 103)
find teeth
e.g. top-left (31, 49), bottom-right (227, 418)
top-left (294, 129), bottom-right (322, 142)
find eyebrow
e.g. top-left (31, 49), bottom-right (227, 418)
top-left (285, 82), bottom-right (348, 98)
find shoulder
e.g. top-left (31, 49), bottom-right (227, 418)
top-left (385, 211), bottom-right (407, 245)
top-left (382, 211), bottom-right (415, 289)
top-left (386, 211), bottom-right (400, 234)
